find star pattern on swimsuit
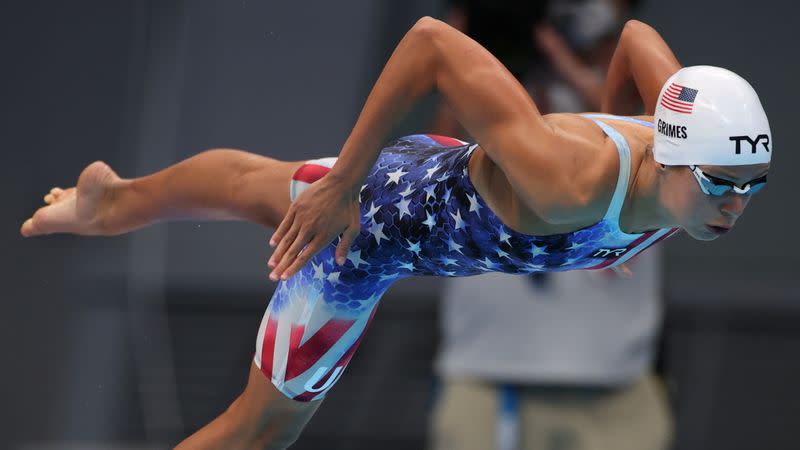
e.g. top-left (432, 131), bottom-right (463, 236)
top-left (364, 202), bottom-right (381, 221)
top-left (422, 211), bottom-right (437, 230)
top-left (398, 261), bottom-right (415, 271)
top-left (439, 256), bottom-right (458, 266)
top-left (265, 126), bottom-right (677, 401)
top-left (277, 134), bottom-right (672, 317)
top-left (450, 209), bottom-right (466, 230)
top-left (367, 220), bottom-right (388, 244)
top-left (312, 261), bottom-right (326, 280)
top-left (525, 262), bottom-right (547, 271)
top-left (396, 197), bottom-right (412, 219)
top-left (385, 168), bottom-right (407, 186)
top-left (399, 183), bottom-right (414, 197)
top-left (346, 249), bottom-right (367, 269)
top-left (423, 164), bottom-right (440, 180)
top-left (561, 256), bottom-right (583, 267)
top-left (379, 272), bottom-right (400, 281)
top-left (447, 237), bottom-right (463, 254)
top-left (443, 186), bottom-right (453, 204)
top-left (480, 256), bottom-right (500, 269)
top-left (566, 241), bottom-right (586, 251)
top-left (466, 192), bottom-right (482, 215)
top-left (405, 239), bottom-right (422, 256)
top-left (423, 185), bottom-right (437, 203)
top-left (530, 244), bottom-right (549, 257)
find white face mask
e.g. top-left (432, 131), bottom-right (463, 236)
top-left (549, 0), bottom-right (618, 51)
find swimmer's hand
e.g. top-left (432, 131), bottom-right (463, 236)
top-left (268, 174), bottom-right (361, 281)
top-left (609, 263), bottom-right (633, 278)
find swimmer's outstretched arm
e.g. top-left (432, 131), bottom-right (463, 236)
top-left (269, 16), bottom-right (580, 280)
top-left (602, 20), bottom-right (681, 115)
top-left (21, 149), bottom-right (300, 237)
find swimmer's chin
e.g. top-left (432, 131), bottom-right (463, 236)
top-left (685, 227), bottom-right (725, 241)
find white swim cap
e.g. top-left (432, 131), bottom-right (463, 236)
top-left (653, 66), bottom-right (772, 166)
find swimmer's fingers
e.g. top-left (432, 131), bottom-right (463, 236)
top-left (269, 206), bottom-right (296, 248)
top-left (611, 263), bottom-right (633, 278)
top-left (282, 235), bottom-right (330, 279)
top-left (270, 226), bottom-right (313, 280)
top-left (268, 220), bottom-right (300, 274)
top-left (334, 214), bottom-right (360, 266)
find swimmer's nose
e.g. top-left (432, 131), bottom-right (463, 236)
top-left (719, 193), bottom-right (747, 219)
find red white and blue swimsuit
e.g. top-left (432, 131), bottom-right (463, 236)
top-left (254, 114), bottom-right (678, 401)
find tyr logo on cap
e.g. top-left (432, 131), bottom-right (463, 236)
top-left (729, 135), bottom-right (770, 154)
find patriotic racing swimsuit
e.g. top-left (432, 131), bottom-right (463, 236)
top-left (254, 114), bottom-right (678, 401)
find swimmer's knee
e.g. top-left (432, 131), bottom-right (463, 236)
top-left (227, 160), bottom-right (300, 227)
top-left (220, 363), bottom-right (319, 448)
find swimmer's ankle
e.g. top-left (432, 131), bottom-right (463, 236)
top-left (95, 178), bottom-right (132, 235)
top-left (75, 161), bottom-right (130, 235)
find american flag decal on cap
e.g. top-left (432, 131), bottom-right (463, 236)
top-left (660, 83), bottom-right (698, 114)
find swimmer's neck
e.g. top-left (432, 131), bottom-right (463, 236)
top-left (582, 112), bottom-right (677, 234)
top-left (621, 151), bottom-right (678, 233)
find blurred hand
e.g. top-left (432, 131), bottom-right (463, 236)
top-left (533, 23), bottom-right (570, 58)
top-left (609, 263), bottom-right (633, 278)
top-left (268, 174), bottom-right (361, 281)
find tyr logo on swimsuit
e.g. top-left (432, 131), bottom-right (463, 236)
top-left (592, 248), bottom-right (628, 258)
top-left (729, 134), bottom-right (770, 154)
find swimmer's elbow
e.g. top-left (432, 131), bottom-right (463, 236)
top-left (409, 16), bottom-right (448, 50)
top-left (621, 19), bottom-right (660, 43)
top-left (411, 16), bottom-right (443, 36)
top-left (622, 19), bottom-right (648, 35)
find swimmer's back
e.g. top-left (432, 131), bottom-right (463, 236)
top-left (469, 112), bottom-right (653, 236)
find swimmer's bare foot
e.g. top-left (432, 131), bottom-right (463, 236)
top-left (21, 161), bottom-right (125, 237)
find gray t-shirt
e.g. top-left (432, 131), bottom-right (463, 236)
top-left (435, 248), bottom-right (662, 386)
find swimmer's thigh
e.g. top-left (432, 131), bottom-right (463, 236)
top-left (230, 156), bottom-right (304, 228)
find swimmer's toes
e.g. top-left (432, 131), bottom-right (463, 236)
top-left (22, 207), bottom-right (53, 237)
top-left (20, 218), bottom-right (35, 237)
top-left (44, 187), bottom-right (74, 205)
top-left (21, 207), bottom-right (53, 237)
top-left (23, 195), bottom-right (82, 237)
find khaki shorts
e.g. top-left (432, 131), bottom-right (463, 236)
top-left (429, 373), bottom-right (673, 450)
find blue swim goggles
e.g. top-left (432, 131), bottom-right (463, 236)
top-left (689, 165), bottom-right (767, 196)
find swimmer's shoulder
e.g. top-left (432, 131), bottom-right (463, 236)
top-left (472, 113), bottom-right (637, 234)
top-left (532, 113), bottom-right (623, 226)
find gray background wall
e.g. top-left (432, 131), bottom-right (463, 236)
top-left (2, 1), bottom-right (798, 449)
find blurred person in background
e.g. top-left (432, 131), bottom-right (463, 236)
top-left (429, 1), bottom-right (672, 450)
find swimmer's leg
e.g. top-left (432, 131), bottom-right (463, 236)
top-left (20, 149), bottom-right (303, 237)
top-left (176, 249), bottom-right (385, 449)
top-left (173, 361), bottom-right (320, 450)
